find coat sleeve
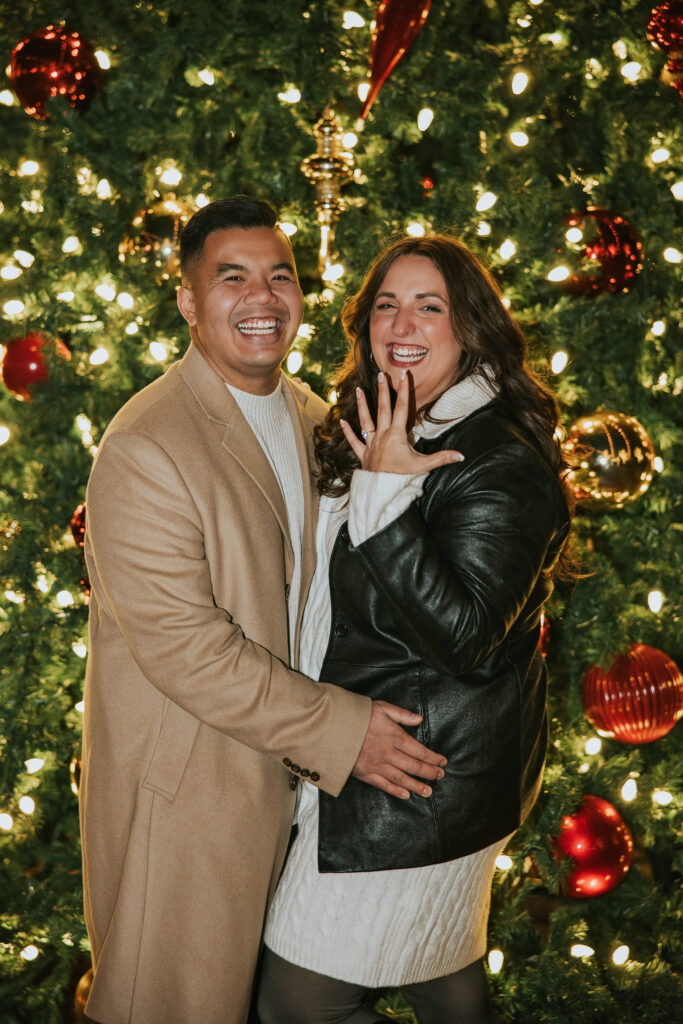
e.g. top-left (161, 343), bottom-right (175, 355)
top-left (348, 442), bottom-right (569, 677)
top-left (84, 430), bottom-right (371, 797)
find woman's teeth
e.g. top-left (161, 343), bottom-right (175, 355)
top-left (389, 345), bottom-right (428, 364)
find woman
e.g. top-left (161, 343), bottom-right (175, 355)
top-left (258, 235), bottom-right (572, 1024)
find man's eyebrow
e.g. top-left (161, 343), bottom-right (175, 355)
top-left (212, 261), bottom-right (296, 277)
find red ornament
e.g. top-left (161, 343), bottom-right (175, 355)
top-left (421, 175), bottom-right (435, 194)
top-left (70, 503), bottom-right (87, 548)
top-left (538, 610), bottom-right (551, 658)
top-left (0, 333), bottom-right (70, 401)
top-left (10, 25), bottom-right (100, 121)
top-left (560, 209), bottom-right (643, 295)
top-left (647, 3), bottom-right (683, 53)
top-left (554, 795), bottom-right (633, 898)
top-left (582, 644), bottom-right (683, 744)
top-left (359, 0), bottom-right (433, 120)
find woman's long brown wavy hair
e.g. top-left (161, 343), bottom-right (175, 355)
top-left (315, 234), bottom-right (575, 570)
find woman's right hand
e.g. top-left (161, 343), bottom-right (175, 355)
top-left (340, 370), bottom-right (464, 474)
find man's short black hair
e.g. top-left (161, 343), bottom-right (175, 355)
top-left (180, 195), bottom-right (279, 276)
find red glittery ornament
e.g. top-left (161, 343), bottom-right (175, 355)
top-left (421, 175), bottom-right (435, 194)
top-left (10, 25), bottom-right (100, 121)
top-left (0, 332), bottom-right (70, 401)
top-left (582, 644), bottom-right (683, 744)
top-left (554, 794), bottom-right (633, 898)
top-left (560, 208), bottom-right (643, 295)
top-left (359, 0), bottom-right (433, 120)
top-left (647, 2), bottom-right (683, 53)
top-left (70, 503), bottom-right (86, 548)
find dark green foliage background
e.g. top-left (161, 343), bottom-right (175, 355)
top-left (0, 1), bottom-right (680, 1021)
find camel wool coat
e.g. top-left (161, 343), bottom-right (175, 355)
top-left (80, 343), bottom-right (372, 1024)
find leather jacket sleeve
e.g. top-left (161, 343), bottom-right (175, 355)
top-left (347, 438), bottom-right (569, 678)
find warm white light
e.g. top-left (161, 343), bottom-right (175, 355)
top-left (24, 758), bottom-right (44, 774)
top-left (406, 222), bottom-right (426, 237)
top-left (117, 292), bottom-right (134, 309)
top-left (196, 193), bottom-right (209, 208)
top-left (0, 89), bottom-right (15, 106)
top-left (551, 351), bottom-right (569, 374)
top-left (198, 68), bottom-right (215, 85)
top-left (328, 389), bottom-right (338, 404)
top-left (495, 855), bottom-right (513, 870)
top-left (95, 50), bottom-right (111, 70)
top-left (499, 239), bottom-right (516, 260)
top-left (621, 61), bottom-right (642, 82)
top-left (613, 40), bottom-right (628, 60)
top-left (585, 737), bottom-right (602, 755)
top-left (279, 221), bottom-right (297, 237)
top-left (57, 291), bottom-right (75, 302)
top-left (509, 131), bottom-right (529, 147)
top-left (0, 426), bottom-right (10, 446)
top-left (488, 949), bottom-right (504, 973)
top-left (322, 263), bottom-right (344, 283)
top-left (95, 283), bottom-right (116, 301)
top-left (343, 11), bottom-right (365, 28)
top-left (651, 320), bottom-right (666, 336)
top-left (548, 265), bottom-right (570, 282)
top-left (342, 132), bottom-right (358, 149)
top-left (96, 178), bottom-right (112, 199)
top-left (297, 324), bottom-right (314, 340)
top-left (19, 796), bottom-right (35, 814)
top-left (512, 71), bottom-right (529, 94)
top-left (149, 342), bottom-right (168, 362)
top-left (672, 181), bottom-right (683, 200)
top-left (663, 247), bottom-right (682, 264)
top-left (89, 348), bottom-right (109, 366)
top-left (612, 945), bottom-right (630, 966)
top-left (20, 945), bottom-right (40, 962)
top-left (654, 456), bottom-right (664, 472)
top-left (62, 236), bottom-right (81, 254)
top-left (1, 265), bottom-right (21, 280)
top-left (36, 575), bottom-right (49, 594)
top-left (159, 167), bottom-right (183, 186)
top-left (14, 250), bottom-right (34, 268)
top-left (5, 590), bottom-right (24, 604)
top-left (621, 778), bottom-right (638, 801)
top-left (56, 590), bottom-right (75, 608)
top-left (72, 641), bottom-right (88, 658)
top-left (358, 82), bottom-right (370, 102)
top-left (278, 87), bottom-right (301, 104)
top-left (648, 589), bottom-right (664, 613)
top-left (529, 0), bottom-right (544, 5)
top-left (477, 222), bottom-right (491, 237)
top-left (0, 813), bottom-right (13, 830)
top-left (417, 108), bottom-right (434, 131)
top-left (21, 195), bottom-right (43, 214)
top-left (76, 414), bottom-right (92, 434)
top-left (19, 160), bottom-right (39, 176)
top-left (125, 322), bottom-right (139, 335)
top-left (287, 351), bottom-right (304, 374)
top-left (75, 700), bottom-right (85, 714)
top-left (476, 191), bottom-right (497, 212)
top-left (651, 147), bottom-right (670, 164)
top-left (571, 944), bottom-right (595, 959)
top-left (3, 299), bottom-right (25, 316)
top-left (652, 789), bottom-right (673, 806)
top-left (501, 296), bottom-right (511, 310)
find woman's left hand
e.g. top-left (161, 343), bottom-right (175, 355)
top-left (340, 370), bottom-right (464, 474)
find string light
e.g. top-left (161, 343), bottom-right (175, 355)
top-left (648, 590), bottom-right (664, 613)
top-left (357, 83), bottom-right (370, 102)
top-left (117, 292), bottom-right (134, 309)
top-left (612, 945), bottom-right (630, 966)
top-left (0, 265), bottom-right (21, 280)
top-left (512, 71), bottom-right (529, 94)
top-left (621, 62), bottom-right (642, 82)
top-left (488, 949), bottom-right (504, 973)
top-left (56, 591), bottom-right (75, 608)
top-left (621, 778), bottom-right (638, 801)
top-left (75, 700), bottom-right (85, 714)
top-left (18, 160), bottom-right (39, 176)
top-left (654, 456), bottom-right (664, 472)
top-left (286, 351), bottom-right (304, 374)
top-left (322, 263), bottom-right (344, 283)
top-left (279, 222), bottom-right (297, 237)
top-left (196, 194), bottom-right (210, 208)
top-left (663, 247), bottom-right (682, 264)
top-left (149, 342), bottom-right (168, 362)
top-left (672, 181), bottom-right (683, 200)
top-left (585, 737), bottom-right (602, 755)
top-left (495, 855), bottom-right (513, 870)
top-left (89, 348), bottom-right (109, 366)
top-left (125, 322), bottom-right (139, 335)
top-left (19, 796), bottom-right (35, 814)
top-left (5, 590), bottom-right (25, 604)
top-left (159, 167), bottom-right (183, 186)
top-left (551, 351), bottom-right (569, 373)
top-left (652, 789), bottom-right (673, 806)
top-left (0, 813), bottom-right (13, 830)
top-left (509, 130), bottom-right (529, 147)
top-left (547, 265), bottom-right (570, 282)
top-left (477, 222), bottom-right (491, 237)
top-left (24, 759), bottom-right (44, 774)
top-left (328, 389), bottom-right (338, 404)
top-left (570, 944), bottom-right (595, 959)
top-left (0, 427), bottom-right (10, 446)
top-left (20, 945), bottom-right (40, 962)
top-left (14, 250), bottom-right (34, 267)
top-left (499, 239), bottom-right (516, 260)
top-left (95, 50), bottom-right (111, 69)
top-left (613, 40), bottom-right (628, 60)
top-left (96, 178), bottom-right (112, 199)
top-left (0, 90), bottom-right (15, 106)
top-left (651, 147), bottom-right (670, 164)
top-left (406, 222), bottom-right (426, 237)
top-left (3, 299), bottom-right (25, 316)
top-left (57, 290), bottom-right (75, 302)
top-left (417, 108), bottom-right (434, 131)
top-left (342, 132), bottom-right (358, 149)
top-left (475, 191), bottom-right (497, 212)
top-left (651, 320), bottom-right (666, 336)
top-left (62, 236), bottom-right (81, 254)
top-left (277, 86), bottom-right (301, 104)
top-left (197, 68), bottom-right (215, 85)
top-left (72, 641), bottom-right (87, 658)
top-left (343, 11), bottom-right (365, 28)
top-left (95, 283), bottom-right (116, 301)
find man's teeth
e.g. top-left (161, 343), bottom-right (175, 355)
top-left (238, 318), bottom-right (280, 335)
top-left (390, 345), bottom-right (428, 363)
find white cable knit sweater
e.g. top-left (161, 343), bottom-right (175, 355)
top-left (264, 371), bottom-right (511, 987)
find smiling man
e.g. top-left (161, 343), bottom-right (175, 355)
top-left (79, 197), bottom-right (445, 1024)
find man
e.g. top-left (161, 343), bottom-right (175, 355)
top-left (80, 196), bottom-right (445, 1024)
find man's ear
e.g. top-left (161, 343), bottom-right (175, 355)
top-left (177, 286), bottom-right (196, 326)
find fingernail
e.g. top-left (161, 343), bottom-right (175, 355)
top-left (422, 786), bottom-right (432, 797)
top-left (437, 769), bottom-right (445, 779)
top-left (451, 452), bottom-right (465, 462)
top-left (400, 369), bottom-right (406, 381)
top-left (377, 371), bottom-right (385, 381)
top-left (356, 387), bottom-right (362, 396)
top-left (440, 757), bottom-right (448, 767)
top-left (340, 418), bottom-right (347, 426)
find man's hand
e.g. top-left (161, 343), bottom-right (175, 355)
top-left (352, 700), bottom-right (447, 799)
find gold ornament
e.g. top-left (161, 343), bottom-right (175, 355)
top-left (69, 754), bottom-right (82, 796)
top-left (74, 967), bottom-right (94, 1021)
top-left (565, 410), bottom-right (655, 509)
top-left (301, 109), bottom-right (355, 279)
top-left (119, 197), bottom-right (195, 282)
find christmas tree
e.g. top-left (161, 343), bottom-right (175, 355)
top-left (0, 1), bottom-right (681, 1021)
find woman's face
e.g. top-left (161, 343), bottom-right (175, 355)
top-left (369, 254), bottom-right (463, 408)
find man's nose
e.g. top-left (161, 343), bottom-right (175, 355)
top-left (247, 277), bottom-right (277, 302)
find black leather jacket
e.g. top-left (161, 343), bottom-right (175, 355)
top-left (318, 399), bottom-right (570, 872)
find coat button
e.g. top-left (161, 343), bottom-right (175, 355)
top-left (334, 624), bottom-right (348, 637)
top-left (300, 768), bottom-right (310, 778)
top-left (291, 764), bottom-right (301, 774)
top-left (310, 771), bottom-right (320, 782)
top-left (283, 757), bottom-right (292, 767)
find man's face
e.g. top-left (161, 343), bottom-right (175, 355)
top-left (177, 226), bottom-right (304, 394)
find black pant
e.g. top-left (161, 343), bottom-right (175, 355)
top-left (257, 947), bottom-right (500, 1024)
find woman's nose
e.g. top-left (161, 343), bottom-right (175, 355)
top-left (393, 310), bottom-right (415, 336)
